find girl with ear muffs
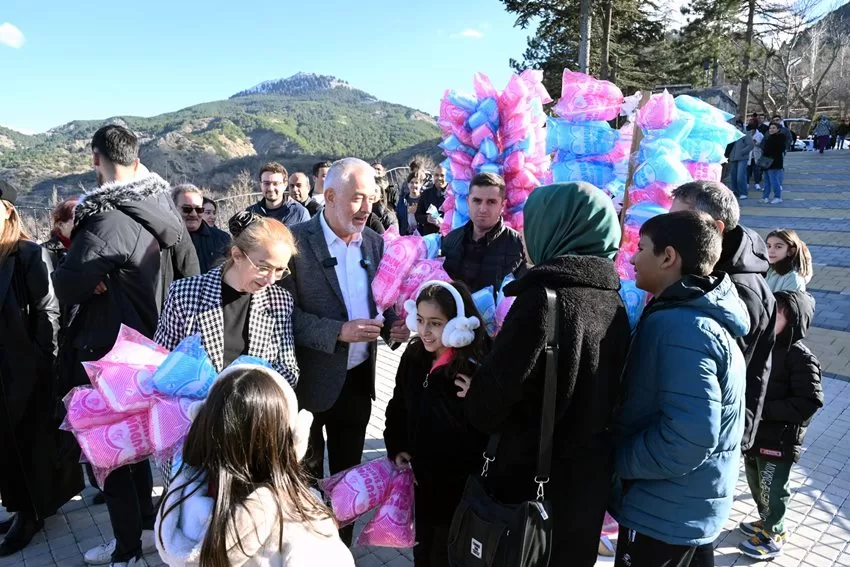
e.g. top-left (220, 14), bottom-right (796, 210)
top-left (383, 280), bottom-right (491, 567)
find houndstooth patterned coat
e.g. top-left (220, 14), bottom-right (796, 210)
top-left (153, 266), bottom-right (299, 387)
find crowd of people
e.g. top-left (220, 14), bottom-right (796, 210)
top-left (0, 121), bottom-right (825, 567)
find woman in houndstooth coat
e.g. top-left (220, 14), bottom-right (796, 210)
top-left (154, 212), bottom-right (300, 387)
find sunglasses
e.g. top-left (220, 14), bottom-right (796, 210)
top-left (181, 206), bottom-right (205, 215)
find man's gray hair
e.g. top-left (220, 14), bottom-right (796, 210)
top-left (171, 183), bottom-right (204, 204)
top-left (672, 181), bottom-right (740, 232)
top-left (324, 158), bottom-right (375, 193)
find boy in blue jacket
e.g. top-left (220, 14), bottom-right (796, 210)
top-left (612, 210), bottom-right (750, 567)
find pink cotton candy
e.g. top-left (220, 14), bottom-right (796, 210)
top-left (372, 236), bottom-right (428, 314)
top-left (85, 361), bottom-right (157, 413)
top-left (615, 253), bottom-right (636, 280)
top-left (441, 194), bottom-right (456, 213)
top-left (440, 96), bottom-right (469, 126)
top-left (627, 182), bottom-right (675, 209)
top-left (396, 260), bottom-right (452, 317)
top-left (494, 295), bottom-right (516, 334)
top-left (602, 512), bottom-right (619, 536)
top-left (519, 69), bottom-right (553, 104)
top-left (383, 224), bottom-right (401, 243)
top-left (62, 386), bottom-right (126, 431)
top-left (501, 112), bottom-right (532, 149)
top-left (499, 74), bottom-right (531, 116)
top-left (471, 124), bottom-right (497, 147)
top-left (684, 161), bottom-right (723, 182)
top-left (473, 72), bottom-right (500, 100)
top-left (637, 91), bottom-right (676, 131)
top-left (502, 151), bottom-right (526, 175)
top-left (450, 160), bottom-right (474, 182)
top-left (356, 467), bottom-right (416, 548)
top-left (447, 150), bottom-right (474, 168)
top-left (100, 325), bottom-right (170, 367)
top-left (555, 70), bottom-right (624, 122)
top-left (320, 458), bottom-right (397, 526)
top-left (77, 412), bottom-right (153, 471)
top-left (450, 123), bottom-right (475, 148)
top-left (149, 397), bottom-right (195, 458)
top-left (440, 210), bottom-right (454, 236)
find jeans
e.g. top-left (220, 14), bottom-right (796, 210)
top-left (745, 455), bottom-right (793, 534)
top-left (103, 460), bottom-right (156, 562)
top-left (839, 136), bottom-right (846, 149)
top-left (729, 160), bottom-right (749, 196)
top-left (763, 169), bottom-right (784, 200)
top-left (749, 162), bottom-right (763, 185)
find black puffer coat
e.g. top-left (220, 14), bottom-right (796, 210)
top-left (716, 225), bottom-right (776, 451)
top-left (749, 291), bottom-right (823, 463)
top-left (442, 219), bottom-right (525, 293)
top-left (0, 241), bottom-right (83, 519)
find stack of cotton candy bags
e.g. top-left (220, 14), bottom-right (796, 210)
top-left (438, 70), bottom-right (551, 236)
top-left (549, 70), bottom-right (627, 198)
top-left (320, 459), bottom-right (415, 548)
top-left (675, 95), bottom-right (744, 182)
top-left (62, 329), bottom-right (220, 485)
top-left (471, 273), bottom-right (517, 336)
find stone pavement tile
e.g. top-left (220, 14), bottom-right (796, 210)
top-left (809, 267), bottom-right (850, 294)
top-left (809, 246), bottom-right (850, 268)
top-left (741, 217), bottom-right (850, 233)
top-left (752, 230), bottom-right (850, 249)
top-left (743, 199), bottom-right (850, 210)
top-left (740, 207), bottom-right (850, 219)
top-left (781, 193), bottom-right (850, 200)
top-left (810, 291), bottom-right (850, 333)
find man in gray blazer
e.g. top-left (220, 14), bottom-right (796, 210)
top-left (284, 158), bottom-right (408, 541)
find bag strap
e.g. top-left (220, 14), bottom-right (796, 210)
top-left (480, 288), bottom-right (560, 502)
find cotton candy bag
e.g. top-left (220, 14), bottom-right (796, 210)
top-left (62, 386), bottom-right (124, 431)
top-left (356, 467), bottom-right (416, 548)
top-left (372, 236), bottom-right (428, 314)
top-left (149, 334), bottom-right (218, 399)
top-left (85, 361), bottom-right (158, 413)
top-left (77, 412), bottom-right (153, 484)
top-left (319, 458), bottom-right (397, 526)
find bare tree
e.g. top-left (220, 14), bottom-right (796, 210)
top-left (791, 12), bottom-right (846, 131)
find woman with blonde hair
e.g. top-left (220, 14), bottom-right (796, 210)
top-left (154, 211), bottom-right (299, 384)
top-left (0, 182), bottom-right (83, 556)
top-left (765, 229), bottom-right (813, 293)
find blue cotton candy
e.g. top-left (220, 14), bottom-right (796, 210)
top-left (546, 118), bottom-right (619, 156)
top-left (480, 138), bottom-right (500, 161)
top-left (452, 180), bottom-right (470, 196)
top-left (619, 279), bottom-right (647, 329)
top-left (423, 234), bottom-right (441, 259)
top-left (471, 287), bottom-right (497, 336)
top-left (623, 202), bottom-right (668, 228)
top-left (632, 154), bottom-right (692, 189)
top-left (150, 335), bottom-right (218, 399)
top-left (455, 195), bottom-right (469, 217)
top-left (680, 139), bottom-right (726, 163)
top-left (448, 91), bottom-right (479, 113)
top-left (674, 94), bottom-right (734, 122)
top-left (552, 159), bottom-right (615, 188)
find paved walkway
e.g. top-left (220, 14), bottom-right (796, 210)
top-left (2, 150), bottom-right (850, 566)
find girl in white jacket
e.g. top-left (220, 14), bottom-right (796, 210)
top-left (155, 364), bottom-right (354, 567)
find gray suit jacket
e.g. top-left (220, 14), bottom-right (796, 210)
top-left (284, 214), bottom-right (398, 413)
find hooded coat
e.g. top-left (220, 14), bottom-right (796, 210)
top-left (612, 274), bottom-right (750, 546)
top-left (53, 173), bottom-right (199, 373)
top-left (716, 225), bottom-right (776, 451)
top-left (749, 291), bottom-right (823, 463)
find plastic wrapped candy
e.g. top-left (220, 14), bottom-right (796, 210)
top-left (688, 119), bottom-right (744, 146)
top-left (439, 135), bottom-right (474, 156)
top-left (494, 295), bottom-right (516, 334)
top-left (615, 253), bottom-right (636, 280)
top-left (77, 412), bottom-right (153, 477)
top-left (149, 396), bottom-right (196, 458)
top-left (602, 512), bottom-right (619, 537)
top-left (450, 161), bottom-right (474, 182)
top-left (100, 325), bottom-right (170, 367)
top-left (423, 233), bottom-right (441, 259)
top-left (396, 259), bottom-right (452, 317)
top-left (149, 335), bottom-right (218, 398)
top-left (674, 94), bottom-right (734, 122)
top-left (356, 467), bottom-right (416, 548)
top-left (440, 95), bottom-right (471, 125)
top-left (619, 279), bottom-right (648, 329)
top-left (320, 458), bottom-right (397, 526)
top-left (546, 118), bottom-right (618, 156)
top-left (451, 180), bottom-right (470, 197)
top-left (632, 154), bottom-right (692, 189)
top-left (372, 236), bottom-right (428, 314)
top-left (471, 124), bottom-right (496, 147)
top-left (473, 72), bottom-right (500, 101)
top-left (85, 361), bottom-right (157, 413)
top-left (519, 69), bottom-right (553, 104)
top-left (637, 138), bottom-right (686, 163)
top-left (455, 195), bottom-right (469, 218)
top-left (382, 225), bottom-right (401, 243)
top-left (498, 73), bottom-right (532, 116)
top-left (62, 386), bottom-right (125, 431)
top-left (680, 139), bottom-right (727, 164)
top-left (642, 109), bottom-right (695, 144)
top-left (467, 97), bottom-right (500, 130)
top-left (472, 287), bottom-right (497, 336)
top-left (440, 210), bottom-right (454, 236)
top-left (624, 201), bottom-right (668, 228)
top-left (553, 70), bottom-right (623, 121)
top-left (447, 91), bottom-right (479, 114)
top-left (627, 182), bottom-right (675, 209)
top-left (684, 161), bottom-right (723, 182)
top-left (637, 91), bottom-right (675, 131)
top-left (552, 159), bottom-right (616, 188)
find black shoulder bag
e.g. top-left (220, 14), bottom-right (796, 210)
top-left (447, 288), bottom-right (559, 567)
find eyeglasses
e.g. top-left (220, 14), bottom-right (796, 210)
top-left (181, 206), bottom-right (204, 215)
top-left (240, 249), bottom-right (291, 280)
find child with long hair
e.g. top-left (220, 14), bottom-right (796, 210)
top-left (156, 364), bottom-right (353, 567)
top-left (766, 229), bottom-right (813, 293)
top-left (383, 280), bottom-right (491, 567)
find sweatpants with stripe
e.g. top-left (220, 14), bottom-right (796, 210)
top-left (744, 454), bottom-right (793, 534)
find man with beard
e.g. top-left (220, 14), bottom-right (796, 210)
top-left (283, 158), bottom-right (409, 545)
top-left (416, 164), bottom-right (448, 235)
top-left (52, 124), bottom-right (198, 567)
top-left (245, 162), bottom-right (310, 227)
top-left (288, 171), bottom-right (322, 217)
top-left (172, 184), bottom-right (231, 273)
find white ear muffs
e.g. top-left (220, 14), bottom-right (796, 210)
top-left (407, 280), bottom-right (481, 348)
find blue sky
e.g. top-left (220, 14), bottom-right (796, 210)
top-left (0, 0), bottom-right (533, 133)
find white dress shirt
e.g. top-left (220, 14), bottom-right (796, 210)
top-left (319, 212), bottom-right (371, 369)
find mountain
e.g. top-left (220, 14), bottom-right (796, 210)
top-left (0, 74), bottom-right (440, 199)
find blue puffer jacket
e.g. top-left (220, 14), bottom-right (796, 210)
top-left (611, 274), bottom-right (749, 546)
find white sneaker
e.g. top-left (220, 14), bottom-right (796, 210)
top-left (762, 198), bottom-right (770, 203)
top-left (85, 531), bottom-right (156, 565)
top-left (771, 197), bottom-right (783, 204)
top-left (739, 194), bottom-right (749, 200)
top-left (755, 184), bottom-right (761, 190)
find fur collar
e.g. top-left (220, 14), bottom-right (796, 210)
top-left (75, 173), bottom-right (171, 224)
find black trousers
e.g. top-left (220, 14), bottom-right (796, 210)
top-left (304, 360), bottom-right (373, 544)
top-left (615, 526), bottom-right (697, 567)
top-left (687, 543), bottom-right (715, 567)
top-left (413, 523), bottom-right (450, 567)
top-left (103, 460), bottom-right (156, 562)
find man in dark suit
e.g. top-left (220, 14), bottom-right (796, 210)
top-left (284, 157), bottom-right (409, 542)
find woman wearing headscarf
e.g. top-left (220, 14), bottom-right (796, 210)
top-left (464, 182), bottom-right (631, 567)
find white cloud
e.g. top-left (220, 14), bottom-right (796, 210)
top-left (0, 23), bottom-right (25, 49)
top-left (453, 28), bottom-right (484, 39)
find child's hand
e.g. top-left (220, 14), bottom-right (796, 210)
top-left (455, 374), bottom-right (472, 398)
top-left (395, 452), bottom-right (413, 468)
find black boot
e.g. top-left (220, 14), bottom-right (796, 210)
top-left (0, 513), bottom-right (43, 556)
top-left (0, 515), bottom-right (14, 535)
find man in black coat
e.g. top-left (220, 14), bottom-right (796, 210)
top-left (441, 172), bottom-right (525, 294)
top-left (288, 172), bottom-right (322, 217)
top-left (52, 125), bottom-right (199, 566)
top-left (172, 184), bottom-right (231, 273)
top-left (671, 180), bottom-right (776, 567)
top-left (415, 164), bottom-right (448, 235)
